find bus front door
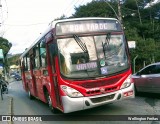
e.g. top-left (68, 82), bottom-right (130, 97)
top-left (48, 42), bottom-right (62, 110)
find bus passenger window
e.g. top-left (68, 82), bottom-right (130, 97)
top-left (24, 56), bottom-right (28, 71)
top-left (40, 40), bottom-right (47, 67)
top-left (34, 45), bottom-right (40, 69)
top-left (40, 49), bottom-right (47, 67)
top-left (27, 56), bottom-right (30, 70)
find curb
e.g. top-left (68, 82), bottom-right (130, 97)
top-left (7, 96), bottom-right (13, 124)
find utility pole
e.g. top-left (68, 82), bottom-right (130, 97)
top-left (117, 0), bottom-right (123, 28)
top-left (135, 0), bottom-right (142, 25)
top-left (133, 55), bottom-right (138, 73)
top-left (105, 0), bottom-right (119, 19)
top-left (105, 0), bottom-right (123, 28)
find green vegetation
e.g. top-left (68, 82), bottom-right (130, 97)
top-left (0, 37), bottom-right (12, 75)
top-left (7, 54), bottom-right (21, 66)
top-left (0, 37), bottom-right (12, 57)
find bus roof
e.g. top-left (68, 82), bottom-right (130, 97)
top-left (20, 17), bottom-right (119, 59)
top-left (50, 17), bottom-right (118, 28)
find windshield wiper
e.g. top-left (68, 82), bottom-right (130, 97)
top-left (73, 34), bottom-right (88, 53)
top-left (102, 33), bottom-right (111, 58)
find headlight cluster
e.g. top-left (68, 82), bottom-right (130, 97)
top-left (120, 75), bottom-right (133, 89)
top-left (61, 85), bottom-right (83, 98)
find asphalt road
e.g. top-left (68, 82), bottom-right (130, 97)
top-left (2, 80), bottom-right (160, 124)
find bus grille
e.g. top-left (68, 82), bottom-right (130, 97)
top-left (78, 77), bottom-right (121, 88)
top-left (90, 94), bottom-right (115, 103)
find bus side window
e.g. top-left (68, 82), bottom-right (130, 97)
top-left (33, 44), bottom-right (40, 69)
top-left (30, 54), bottom-right (34, 70)
top-left (26, 55), bottom-right (30, 71)
top-left (40, 39), bottom-right (47, 67)
top-left (24, 56), bottom-right (28, 71)
top-left (21, 59), bottom-right (24, 72)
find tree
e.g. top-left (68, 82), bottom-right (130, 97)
top-left (0, 37), bottom-right (12, 75)
top-left (54, 14), bottom-right (67, 21)
top-left (8, 54), bottom-right (21, 66)
top-left (0, 37), bottom-right (12, 57)
top-left (72, 1), bottom-right (118, 18)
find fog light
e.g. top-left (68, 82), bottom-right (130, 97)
top-left (85, 100), bottom-right (90, 106)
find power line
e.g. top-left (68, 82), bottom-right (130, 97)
top-left (3, 22), bottom-right (49, 27)
top-left (0, 0), bottom-right (4, 37)
top-left (105, 0), bottom-right (119, 20)
top-left (4, 0), bottom-right (8, 20)
top-left (63, 0), bottom-right (80, 16)
top-left (0, 0), bottom-right (3, 24)
top-left (1, 0), bottom-right (8, 25)
top-left (78, 0), bottom-right (86, 6)
top-left (0, 0), bottom-right (9, 37)
top-left (62, 0), bottom-right (77, 15)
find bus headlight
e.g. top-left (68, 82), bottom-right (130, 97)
top-left (61, 85), bottom-right (83, 98)
top-left (120, 75), bottom-right (133, 89)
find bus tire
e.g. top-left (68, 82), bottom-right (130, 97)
top-left (45, 91), bottom-right (59, 114)
top-left (28, 89), bottom-right (34, 100)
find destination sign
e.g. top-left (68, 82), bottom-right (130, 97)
top-left (56, 20), bottom-right (121, 35)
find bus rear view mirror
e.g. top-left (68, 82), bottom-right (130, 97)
top-left (49, 43), bottom-right (58, 57)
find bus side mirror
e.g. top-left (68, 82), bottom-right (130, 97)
top-left (49, 43), bottom-right (58, 57)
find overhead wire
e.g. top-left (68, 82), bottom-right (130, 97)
top-left (0, 0), bottom-right (3, 24)
top-left (2, 0), bottom-right (94, 35)
top-left (3, 0), bottom-right (8, 21)
top-left (63, 0), bottom-right (80, 17)
top-left (3, 22), bottom-right (49, 27)
top-left (0, 0), bottom-right (10, 37)
top-left (0, 0), bottom-right (9, 24)
top-left (0, 0), bottom-right (4, 36)
top-left (79, 0), bottom-right (89, 6)
top-left (62, 0), bottom-right (76, 14)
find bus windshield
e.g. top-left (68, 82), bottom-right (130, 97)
top-left (57, 34), bottom-right (129, 79)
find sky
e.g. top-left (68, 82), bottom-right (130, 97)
top-left (145, 0), bottom-right (160, 8)
top-left (0, 0), bottom-right (92, 54)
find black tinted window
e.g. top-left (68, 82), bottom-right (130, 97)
top-left (154, 64), bottom-right (160, 74)
top-left (140, 65), bottom-right (156, 75)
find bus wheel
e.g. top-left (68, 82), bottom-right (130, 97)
top-left (28, 89), bottom-right (34, 100)
top-left (45, 91), bottom-right (58, 114)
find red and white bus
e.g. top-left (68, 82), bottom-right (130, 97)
top-left (20, 17), bottom-right (135, 113)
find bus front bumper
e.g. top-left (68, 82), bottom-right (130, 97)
top-left (61, 83), bottom-right (135, 113)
